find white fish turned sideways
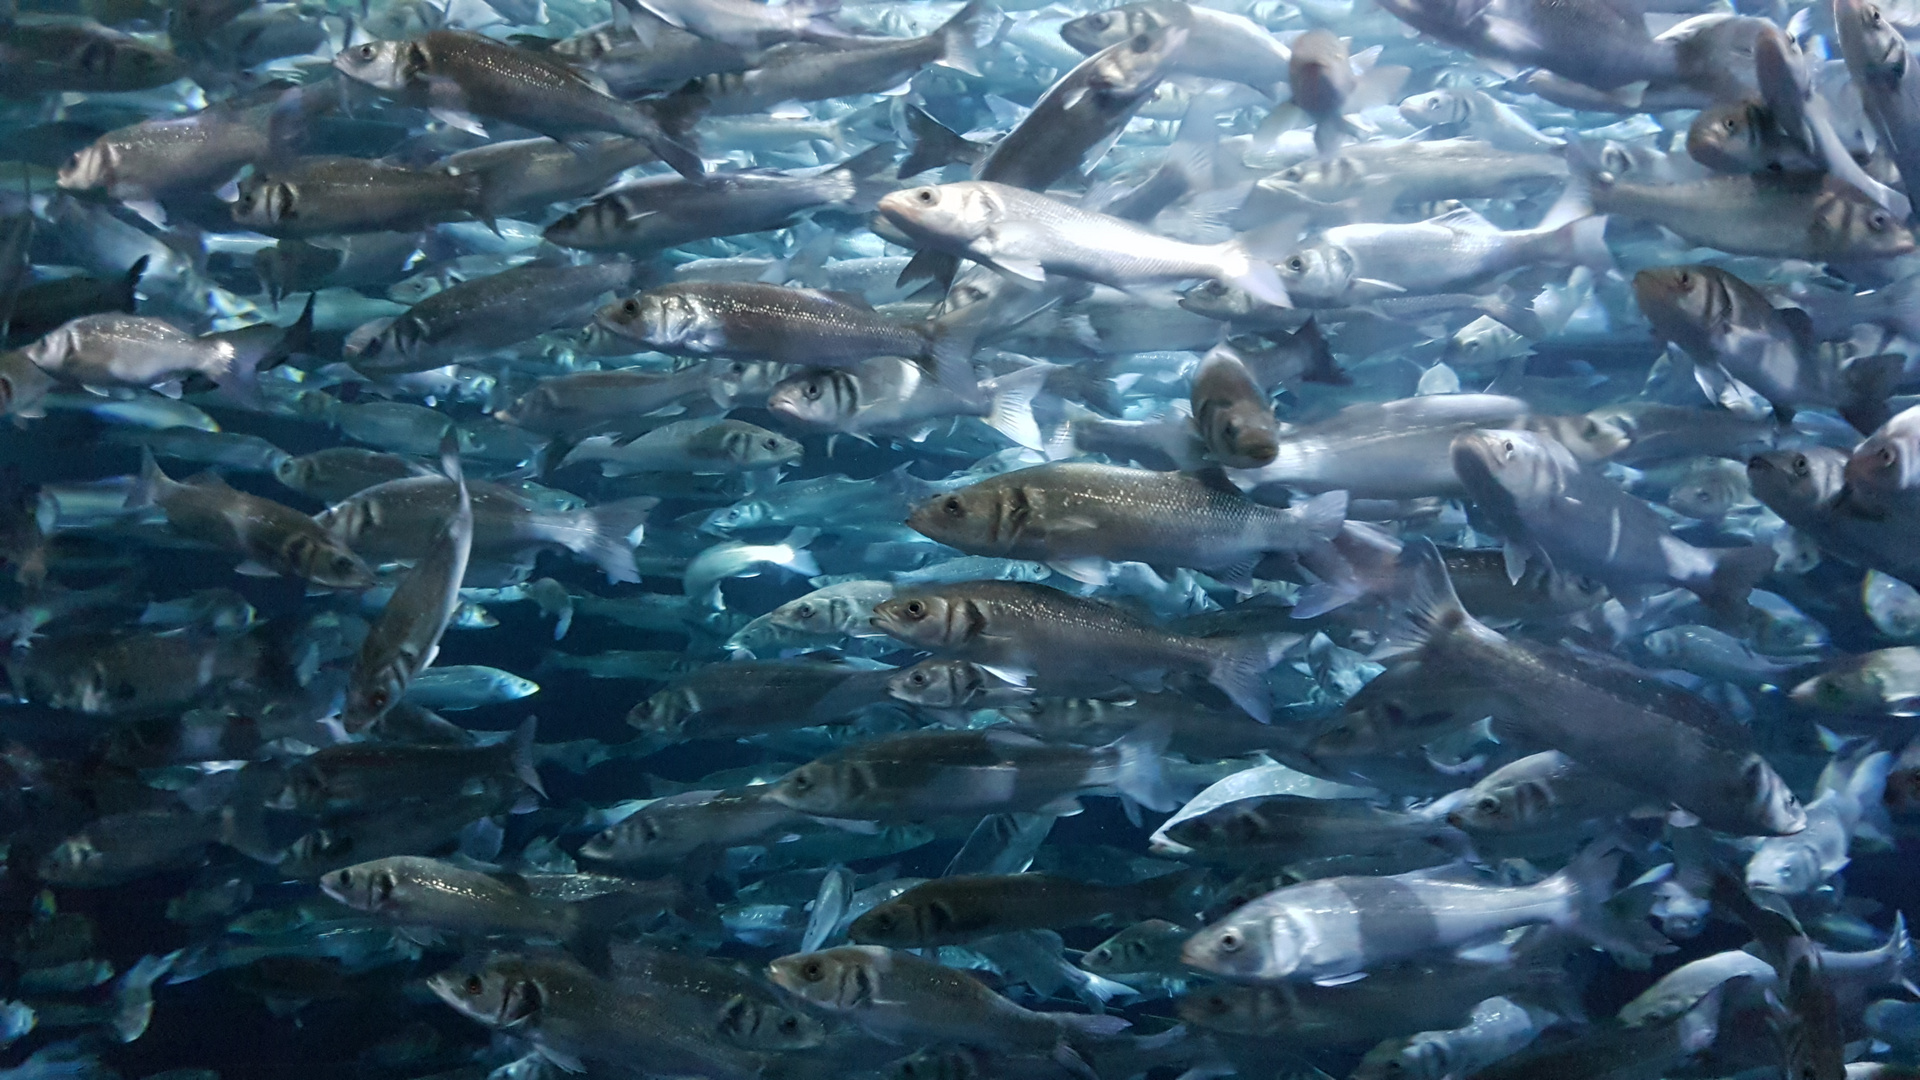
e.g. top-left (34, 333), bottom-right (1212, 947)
top-left (877, 180), bottom-right (1292, 308)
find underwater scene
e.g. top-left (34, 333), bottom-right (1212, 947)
top-left (11, 0), bottom-right (1920, 1076)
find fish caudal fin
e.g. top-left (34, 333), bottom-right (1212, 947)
top-left (566, 496), bottom-right (656, 584)
top-left (1550, 839), bottom-right (1676, 962)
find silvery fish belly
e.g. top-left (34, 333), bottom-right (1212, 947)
top-left (6, 0), bottom-right (1914, 1074)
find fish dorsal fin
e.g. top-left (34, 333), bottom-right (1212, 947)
top-left (1429, 205), bottom-right (1498, 231)
top-left (1775, 304), bottom-right (1816, 353)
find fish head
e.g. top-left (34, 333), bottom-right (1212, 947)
top-left (1181, 910), bottom-right (1294, 980)
top-left (319, 857), bottom-right (407, 913)
top-left (345, 315), bottom-right (422, 371)
top-left (1446, 779), bottom-right (1536, 833)
top-left (1748, 447), bottom-right (1843, 509)
top-left (1630, 265), bottom-right (1717, 338)
top-left (20, 323), bottom-right (78, 374)
top-left (1176, 984), bottom-right (1290, 1035)
top-left (343, 660), bottom-right (407, 731)
top-left (1728, 754), bottom-right (1807, 835)
top-left (766, 369), bottom-right (856, 428)
top-left (1835, 0), bottom-right (1907, 81)
top-left (1846, 425), bottom-right (1920, 496)
top-left (716, 995), bottom-right (828, 1050)
top-left (1163, 803), bottom-right (1266, 852)
top-left (57, 141), bottom-right (116, 192)
top-left (767, 947), bottom-right (882, 1010)
top-left (1667, 468), bottom-right (1740, 520)
top-left (877, 183), bottom-right (996, 248)
top-left (1531, 411), bottom-right (1630, 464)
top-left (1446, 316), bottom-right (1528, 369)
top-left (272, 453), bottom-right (315, 494)
top-left (1745, 840), bottom-right (1822, 896)
top-left (231, 175), bottom-right (297, 231)
top-left (886, 659), bottom-right (980, 708)
top-left (702, 499), bottom-right (770, 535)
top-left (1685, 100), bottom-right (1766, 173)
top-left (280, 532), bottom-right (376, 590)
top-left (1276, 243), bottom-right (1352, 304)
top-left (905, 485), bottom-right (1004, 550)
top-left (1288, 29), bottom-right (1353, 116)
top-left (870, 590), bottom-right (962, 650)
top-left (1201, 398), bottom-right (1279, 468)
top-left (38, 833), bottom-right (104, 885)
top-left (332, 38), bottom-right (417, 91)
top-left (426, 956), bottom-right (542, 1030)
top-left (1789, 668), bottom-right (1868, 713)
top-left (1086, 19), bottom-right (1191, 98)
top-left (1821, 187), bottom-right (1917, 257)
top-left (767, 759), bottom-right (850, 816)
top-left (1059, 3), bottom-right (1157, 54)
top-left (713, 421), bottom-right (803, 469)
top-left (626, 687), bottom-right (694, 737)
top-left (1180, 279), bottom-right (1256, 319)
top-left (707, 358), bottom-right (788, 408)
top-left (846, 899), bottom-right (921, 947)
top-left (1450, 428), bottom-right (1562, 508)
top-left (1397, 89), bottom-right (1465, 128)
top-left (580, 808), bottom-right (666, 862)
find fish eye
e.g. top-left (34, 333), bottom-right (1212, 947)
top-left (368, 688), bottom-right (390, 710)
top-left (1090, 12), bottom-right (1108, 25)
top-left (356, 43), bottom-right (377, 61)
top-left (1879, 446), bottom-right (1897, 465)
top-left (789, 772), bottom-right (813, 791)
top-left (622, 298), bottom-right (640, 316)
top-left (1582, 420), bottom-right (1599, 438)
top-left (914, 188), bottom-right (936, 204)
top-left (1286, 257), bottom-right (1305, 272)
top-left (943, 496), bottom-right (963, 517)
top-left (801, 961), bottom-right (824, 981)
top-left (1476, 796), bottom-right (1501, 815)
top-left (910, 671), bottom-right (930, 685)
top-left (1872, 211), bottom-right (1893, 230)
top-left (795, 603), bottom-right (814, 619)
top-left (1723, 116), bottom-right (1738, 131)
top-left (1502, 438), bottom-right (1515, 453)
top-left (1129, 32), bottom-right (1151, 51)
top-left (762, 437), bottom-right (780, 450)
top-left (1675, 270), bottom-right (1691, 288)
top-left (1217, 929), bottom-right (1242, 952)
top-left (780, 1016), bottom-right (799, 1034)
top-left (1792, 454), bottom-right (1810, 476)
top-left (337, 869), bottom-right (352, 888)
top-left (464, 975), bottom-right (483, 995)
top-left (804, 380), bottom-right (823, 400)
top-left (729, 361), bottom-right (748, 374)
top-left (904, 600), bottom-right (927, 617)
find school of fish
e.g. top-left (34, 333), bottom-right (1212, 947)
top-left (10, 0), bottom-right (1920, 1076)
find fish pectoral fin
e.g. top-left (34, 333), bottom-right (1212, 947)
top-left (1047, 557), bottom-right (1112, 586)
top-left (1353, 277), bottom-right (1408, 294)
top-left (537, 1047), bottom-right (588, 1073)
top-left (1036, 795), bottom-right (1085, 816)
top-left (1501, 541), bottom-right (1530, 585)
top-left (428, 109), bottom-right (487, 137)
top-left (990, 256), bottom-right (1046, 282)
top-left (234, 559), bottom-right (280, 578)
top-left (1311, 971), bottom-right (1368, 987)
top-left (395, 925), bottom-right (445, 947)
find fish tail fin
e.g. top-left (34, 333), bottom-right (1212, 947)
top-left (1204, 632), bottom-right (1288, 722)
top-left (645, 134), bottom-right (705, 180)
top-left (639, 79), bottom-right (709, 145)
top-left (1217, 240), bottom-right (1290, 309)
top-left (507, 714), bottom-right (545, 797)
top-left (925, 322), bottom-right (979, 398)
top-left (834, 142), bottom-right (901, 208)
top-left (1698, 543), bottom-right (1775, 619)
top-left (982, 363), bottom-right (1050, 450)
top-left (1284, 489), bottom-right (1349, 545)
top-left (1292, 317), bottom-right (1349, 385)
top-left (934, 0), bottom-right (992, 76)
top-left (1375, 536), bottom-right (1488, 659)
top-left (1556, 214), bottom-right (1612, 272)
top-left (262, 291), bottom-right (316, 375)
top-left (1890, 911), bottom-right (1920, 996)
top-left (125, 448), bottom-right (172, 511)
top-left (1839, 352), bottom-right (1903, 435)
top-left (898, 105), bottom-right (978, 178)
top-left (1109, 720), bottom-right (1176, 812)
top-left (897, 247), bottom-right (960, 289)
top-left (1312, 114), bottom-right (1355, 156)
top-left (566, 496), bottom-right (656, 584)
top-left (1880, 273), bottom-right (1920, 341)
top-left (565, 890), bottom-right (649, 975)
top-left (1832, 747), bottom-right (1894, 845)
top-left (1677, 979), bottom-right (1727, 1054)
top-left (1550, 839), bottom-right (1674, 962)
